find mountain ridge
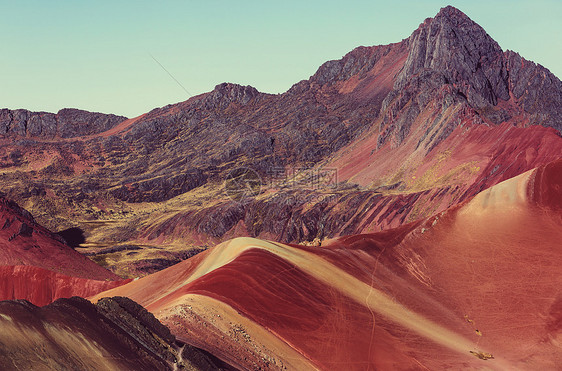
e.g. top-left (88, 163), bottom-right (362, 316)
top-left (0, 108), bottom-right (126, 138)
top-left (2, 6), bottom-right (560, 139)
top-left (0, 5), bottom-right (561, 275)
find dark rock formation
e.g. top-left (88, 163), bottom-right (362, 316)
top-left (0, 296), bottom-right (231, 370)
top-left (381, 5), bottom-right (562, 147)
top-left (396, 6), bottom-right (509, 108)
top-left (505, 50), bottom-right (562, 130)
top-left (205, 82), bottom-right (260, 107)
top-left (0, 108), bottom-right (126, 138)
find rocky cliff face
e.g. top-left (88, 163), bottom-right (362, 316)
top-left (0, 108), bottom-right (126, 138)
top-left (381, 5), bottom-right (562, 149)
top-left (504, 50), bottom-right (562, 128)
top-left (396, 6), bottom-right (509, 107)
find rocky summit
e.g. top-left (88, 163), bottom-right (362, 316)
top-left (0, 108), bottom-right (126, 138)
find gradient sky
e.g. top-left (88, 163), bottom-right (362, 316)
top-left (1, 0), bottom-right (560, 117)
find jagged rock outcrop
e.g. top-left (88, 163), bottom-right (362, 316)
top-left (205, 82), bottom-right (260, 107)
top-left (505, 50), bottom-right (562, 129)
top-left (396, 6), bottom-right (509, 108)
top-left (0, 108), bottom-right (126, 138)
top-left (381, 5), bottom-right (562, 147)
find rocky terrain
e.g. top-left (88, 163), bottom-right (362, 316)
top-left (0, 108), bottom-right (126, 138)
top-left (0, 295), bottom-right (230, 370)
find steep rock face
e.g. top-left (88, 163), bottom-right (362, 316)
top-left (0, 296), bottom-right (229, 370)
top-left (0, 108), bottom-right (126, 138)
top-left (382, 5), bottom-right (562, 149)
top-left (505, 50), bottom-right (562, 129)
top-left (396, 6), bottom-right (509, 108)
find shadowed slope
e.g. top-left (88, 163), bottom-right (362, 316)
top-left (92, 158), bottom-right (562, 370)
top-left (0, 296), bottom-right (229, 370)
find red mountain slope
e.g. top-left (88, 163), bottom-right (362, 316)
top-left (0, 196), bottom-right (118, 280)
top-left (92, 158), bottom-right (562, 370)
top-left (0, 266), bottom-right (127, 306)
top-left (0, 197), bottom-right (129, 305)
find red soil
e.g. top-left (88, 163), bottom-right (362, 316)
top-left (91, 158), bottom-right (562, 370)
top-left (332, 114), bottom-right (562, 192)
top-left (0, 211), bottom-right (120, 281)
top-left (0, 265), bottom-right (129, 306)
top-left (0, 196), bottom-right (126, 305)
top-left (97, 113), bottom-right (146, 138)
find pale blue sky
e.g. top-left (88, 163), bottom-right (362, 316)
top-left (0, 0), bottom-right (560, 117)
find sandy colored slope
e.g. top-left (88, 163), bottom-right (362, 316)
top-left (94, 236), bottom-right (515, 369)
top-left (92, 159), bottom-right (562, 370)
top-left (92, 240), bottom-right (502, 369)
top-left (174, 238), bottom-right (486, 354)
top-left (157, 293), bottom-right (320, 370)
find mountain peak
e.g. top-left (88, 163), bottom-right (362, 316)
top-left (395, 6), bottom-right (508, 108)
top-left (415, 6), bottom-right (475, 33)
top-left (435, 5), bottom-right (471, 21)
top-left (431, 5), bottom-right (492, 37)
top-left (204, 82), bottom-right (260, 107)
